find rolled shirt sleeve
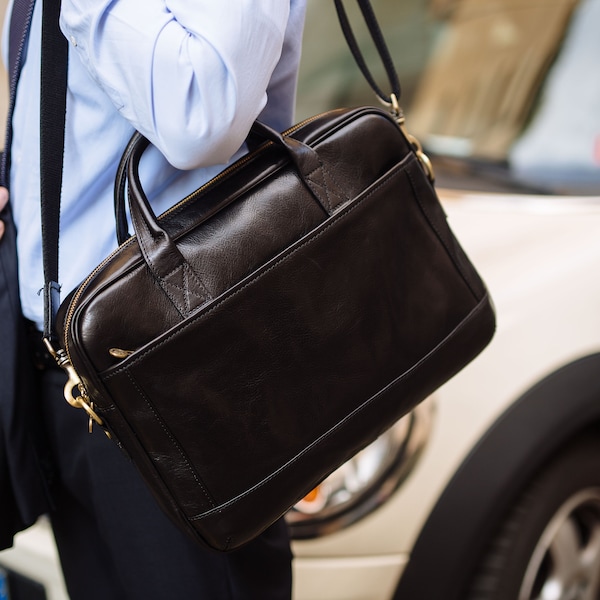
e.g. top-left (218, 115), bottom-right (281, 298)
top-left (60, 0), bottom-right (291, 169)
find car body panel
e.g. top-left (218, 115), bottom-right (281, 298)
top-left (294, 555), bottom-right (406, 600)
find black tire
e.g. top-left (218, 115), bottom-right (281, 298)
top-left (466, 431), bottom-right (600, 600)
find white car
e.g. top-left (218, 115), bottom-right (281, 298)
top-left (2, 1), bottom-right (600, 599)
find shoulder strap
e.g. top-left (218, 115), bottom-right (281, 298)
top-left (333, 0), bottom-right (400, 104)
top-left (39, 0), bottom-right (68, 342)
top-left (0, 0), bottom-right (66, 340)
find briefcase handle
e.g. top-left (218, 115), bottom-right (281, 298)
top-left (114, 118), bottom-right (344, 245)
top-left (120, 108), bottom-right (383, 320)
top-left (114, 0), bottom-right (404, 245)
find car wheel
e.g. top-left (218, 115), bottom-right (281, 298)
top-left (465, 431), bottom-right (600, 600)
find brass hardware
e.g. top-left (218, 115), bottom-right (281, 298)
top-left (383, 93), bottom-right (435, 183)
top-left (402, 128), bottom-right (435, 183)
top-left (80, 400), bottom-right (102, 434)
top-left (109, 348), bottom-right (134, 359)
top-left (43, 339), bottom-right (110, 438)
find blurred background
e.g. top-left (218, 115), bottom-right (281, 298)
top-left (2, 0), bottom-right (598, 195)
top-left (298, 0), bottom-right (600, 195)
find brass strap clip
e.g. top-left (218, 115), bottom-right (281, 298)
top-left (385, 93), bottom-right (435, 183)
top-left (43, 338), bottom-right (108, 436)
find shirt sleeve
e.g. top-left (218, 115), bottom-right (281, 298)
top-left (59, 0), bottom-right (291, 169)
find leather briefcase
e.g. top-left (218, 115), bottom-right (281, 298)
top-left (42, 1), bottom-right (496, 551)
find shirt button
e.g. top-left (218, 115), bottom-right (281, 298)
top-left (70, 35), bottom-right (77, 47)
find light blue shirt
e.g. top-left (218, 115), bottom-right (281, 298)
top-left (4, 0), bottom-right (306, 329)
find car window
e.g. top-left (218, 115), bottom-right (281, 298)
top-left (298, 0), bottom-right (600, 195)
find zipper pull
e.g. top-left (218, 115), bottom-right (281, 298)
top-left (109, 348), bottom-right (134, 359)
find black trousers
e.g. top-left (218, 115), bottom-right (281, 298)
top-left (37, 367), bottom-right (292, 600)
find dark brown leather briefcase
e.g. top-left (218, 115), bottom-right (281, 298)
top-left (42, 0), bottom-right (496, 551)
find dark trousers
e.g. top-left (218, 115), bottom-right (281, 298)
top-left (37, 367), bottom-right (292, 600)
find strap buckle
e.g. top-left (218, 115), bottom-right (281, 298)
top-left (43, 338), bottom-right (109, 437)
top-left (384, 93), bottom-right (435, 183)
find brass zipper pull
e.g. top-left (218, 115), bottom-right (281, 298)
top-left (109, 348), bottom-right (134, 359)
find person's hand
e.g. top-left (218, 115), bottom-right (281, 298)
top-left (0, 186), bottom-right (8, 240)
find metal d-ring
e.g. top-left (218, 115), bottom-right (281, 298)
top-left (383, 93), bottom-right (435, 183)
top-left (44, 338), bottom-right (107, 435)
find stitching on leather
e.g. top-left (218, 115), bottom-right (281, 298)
top-left (161, 262), bottom-right (185, 281)
top-left (305, 158), bottom-right (332, 212)
top-left (321, 159), bottom-right (350, 207)
top-left (124, 370), bottom-right (216, 508)
top-left (183, 263), bottom-right (212, 303)
top-left (305, 159), bottom-right (349, 212)
top-left (130, 207), bottom-right (191, 316)
top-left (157, 267), bottom-right (186, 316)
top-left (105, 153), bottom-right (414, 378)
top-left (161, 263), bottom-right (210, 315)
top-left (131, 207), bottom-right (209, 314)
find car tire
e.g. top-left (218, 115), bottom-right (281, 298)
top-left (465, 430), bottom-right (600, 600)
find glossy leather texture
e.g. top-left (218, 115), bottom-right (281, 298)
top-left (56, 106), bottom-right (495, 551)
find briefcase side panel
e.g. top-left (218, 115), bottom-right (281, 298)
top-left (98, 292), bottom-right (494, 553)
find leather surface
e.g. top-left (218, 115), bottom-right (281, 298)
top-left (56, 106), bottom-right (495, 551)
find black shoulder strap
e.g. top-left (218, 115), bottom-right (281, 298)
top-left (0, 0), bottom-right (66, 340)
top-left (39, 0), bottom-right (68, 342)
top-left (333, 0), bottom-right (400, 104)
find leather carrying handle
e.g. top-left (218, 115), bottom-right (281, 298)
top-left (114, 0), bottom-right (401, 244)
top-left (115, 120), bottom-right (335, 245)
top-left (125, 133), bottom-right (212, 317)
top-left (122, 120), bottom-right (337, 316)
top-left (113, 131), bottom-right (141, 246)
